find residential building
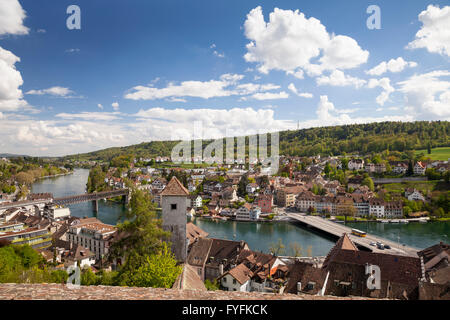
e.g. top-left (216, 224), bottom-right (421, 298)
top-left (187, 238), bottom-right (249, 281)
top-left (295, 191), bottom-right (317, 213)
top-left (256, 194), bottom-right (273, 214)
top-left (235, 204), bottom-right (261, 221)
top-left (414, 162), bottom-right (426, 175)
top-left (219, 263), bottom-right (252, 292)
top-left (0, 224), bottom-right (52, 249)
top-left (369, 198), bottom-right (385, 218)
top-left (405, 188), bottom-right (425, 201)
top-left (67, 218), bottom-right (117, 260)
top-left (190, 195), bottom-right (203, 208)
top-left (348, 159), bottom-right (364, 171)
top-left (321, 234), bottom-right (422, 300)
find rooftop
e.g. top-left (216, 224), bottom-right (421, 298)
top-left (160, 176), bottom-right (189, 196)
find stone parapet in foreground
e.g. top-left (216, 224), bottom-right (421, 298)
top-left (0, 283), bottom-right (377, 300)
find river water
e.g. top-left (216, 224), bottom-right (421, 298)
top-left (31, 168), bottom-right (449, 256)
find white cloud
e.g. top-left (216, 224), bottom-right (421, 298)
top-left (112, 102), bottom-right (119, 111)
top-left (213, 50), bottom-right (225, 58)
top-left (37, 28), bottom-right (46, 33)
top-left (0, 46), bottom-right (28, 112)
top-left (316, 70), bottom-right (366, 88)
top-left (397, 70), bottom-right (450, 120)
top-left (287, 83), bottom-right (313, 98)
top-left (407, 5), bottom-right (450, 57)
top-left (295, 95), bottom-right (413, 129)
top-left (366, 57), bottom-right (418, 76)
top-left (0, 0), bottom-right (29, 35)
top-left (367, 78), bottom-right (395, 106)
top-left (65, 48), bottom-right (80, 53)
top-left (286, 70), bottom-right (305, 79)
top-left (246, 91), bottom-right (289, 101)
top-left (235, 83), bottom-right (280, 95)
top-left (125, 74), bottom-right (244, 100)
top-left (97, 103), bottom-right (103, 109)
top-left (26, 86), bottom-right (74, 97)
top-left (243, 7), bottom-right (368, 76)
top-left (133, 107), bottom-right (294, 140)
top-left (124, 74), bottom-right (282, 101)
top-left (55, 112), bottom-right (121, 121)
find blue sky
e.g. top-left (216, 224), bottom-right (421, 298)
top-left (0, 0), bottom-right (449, 156)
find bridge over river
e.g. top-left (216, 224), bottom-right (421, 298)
top-left (0, 189), bottom-right (130, 213)
top-left (287, 213), bottom-right (419, 257)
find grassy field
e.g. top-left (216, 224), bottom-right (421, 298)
top-left (383, 180), bottom-right (449, 197)
top-left (415, 147), bottom-right (450, 161)
top-left (383, 181), bottom-right (437, 193)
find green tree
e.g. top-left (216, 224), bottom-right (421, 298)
top-left (125, 243), bottom-right (182, 288)
top-left (362, 177), bottom-right (375, 191)
top-left (109, 188), bottom-right (172, 286)
top-left (15, 172), bottom-right (34, 185)
top-left (204, 279), bottom-right (220, 291)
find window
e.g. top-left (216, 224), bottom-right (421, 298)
top-left (233, 279), bottom-right (237, 285)
top-left (171, 204), bottom-right (177, 210)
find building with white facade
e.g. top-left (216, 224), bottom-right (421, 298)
top-left (67, 218), bottom-right (117, 260)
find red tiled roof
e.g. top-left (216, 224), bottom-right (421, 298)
top-left (160, 177), bottom-right (189, 196)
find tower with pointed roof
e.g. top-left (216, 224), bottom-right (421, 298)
top-left (161, 176), bottom-right (190, 262)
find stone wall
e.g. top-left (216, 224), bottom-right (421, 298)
top-left (0, 283), bottom-right (376, 300)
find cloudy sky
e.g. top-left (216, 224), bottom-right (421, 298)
top-left (0, 0), bottom-right (449, 156)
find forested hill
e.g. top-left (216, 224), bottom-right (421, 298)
top-left (63, 121), bottom-right (450, 161)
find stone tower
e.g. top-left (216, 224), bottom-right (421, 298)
top-left (160, 176), bottom-right (189, 262)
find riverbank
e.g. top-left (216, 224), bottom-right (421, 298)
top-left (36, 171), bottom-right (73, 180)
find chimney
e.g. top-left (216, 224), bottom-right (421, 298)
top-left (297, 282), bottom-right (302, 294)
top-left (219, 264), bottom-right (224, 275)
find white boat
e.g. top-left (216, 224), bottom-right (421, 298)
top-left (400, 220), bottom-right (409, 224)
top-left (419, 220), bottom-right (427, 223)
top-left (381, 220), bottom-right (389, 223)
top-left (391, 219), bottom-right (400, 223)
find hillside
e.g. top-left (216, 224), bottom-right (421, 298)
top-left (62, 121), bottom-right (450, 162)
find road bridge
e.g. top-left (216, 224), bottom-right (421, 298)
top-left (287, 213), bottom-right (419, 257)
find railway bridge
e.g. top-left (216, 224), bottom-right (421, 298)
top-left (53, 189), bottom-right (130, 212)
top-left (0, 189), bottom-right (130, 213)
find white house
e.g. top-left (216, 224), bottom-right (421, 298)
top-left (63, 245), bottom-right (96, 269)
top-left (414, 162), bottom-right (426, 175)
top-left (369, 199), bottom-right (385, 218)
top-left (348, 159), bottom-right (364, 171)
top-left (190, 195), bottom-right (203, 208)
top-left (219, 263), bottom-right (252, 292)
top-left (235, 204), bottom-right (261, 221)
top-left (405, 188), bottom-right (425, 201)
top-left (246, 183), bottom-right (259, 195)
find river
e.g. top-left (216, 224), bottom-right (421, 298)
top-left (31, 168), bottom-right (449, 256)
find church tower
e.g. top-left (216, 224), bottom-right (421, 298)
top-left (160, 176), bottom-right (189, 262)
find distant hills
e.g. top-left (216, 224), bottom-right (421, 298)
top-left (62, 121), bottom-right (450, 162)
top-left (0, 153), bottom-right (29, 158)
